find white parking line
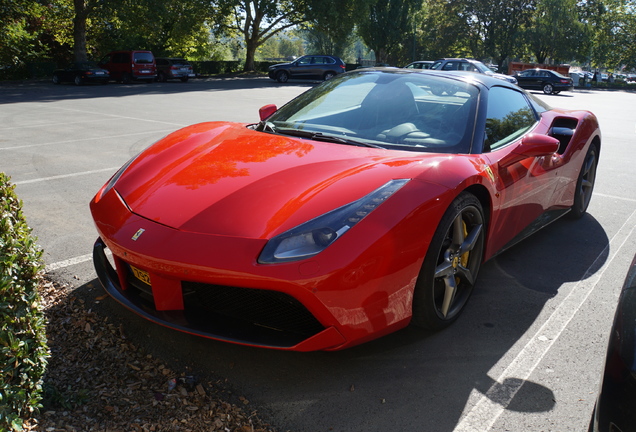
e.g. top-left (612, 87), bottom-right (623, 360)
top-left (45, 253), bottom-right (93, 272)
top-left (14, 167), bottom-right (120, 185)
top-left (454, 207), bottom-right (636, 432)
top-left (595, 192), bottom-right (636, 203)
top-left (50, 105), bottom-right (188, 127)
top-left (0, 129), bottom-right (175, 151)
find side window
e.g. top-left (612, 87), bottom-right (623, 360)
top-left (113, 53), bottom-right (129, 64)
top-left (297, 57), bottom-right (311, 65)
top-left (484, 87), bottom-right (537, 151)
top-left (442, 62), bottom-right (457, 71)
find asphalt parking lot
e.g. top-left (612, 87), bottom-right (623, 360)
top-left (1, 77), bottom-right (635, 432)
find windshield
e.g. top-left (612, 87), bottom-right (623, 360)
top-left (471, 61), bottom-right (492, 73)
top-left (134, 52), bottom-right (154, 64)
top-left (264, 70), bottom-right (479, 154)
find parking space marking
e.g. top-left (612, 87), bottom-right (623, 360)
top-left (0, 129), bottom-right (175, 151)
top-left (51, 105), bottom-right (188, 127)
top-left (0, 118), bottom-right (116, 131)
top-left (14, 167), bottom-right (120, 185)
top-left (45, 254), bottom-right (92, 272)
top-left (595, 192), bottom-right (636, 203)
top-left (454, 207), bottom-right (636, 432)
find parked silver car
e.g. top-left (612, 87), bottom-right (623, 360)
top-left (155, 58), bottom-right (195, 82)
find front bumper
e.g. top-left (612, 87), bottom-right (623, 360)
top-left (93, 237), bottom-right (347, 351)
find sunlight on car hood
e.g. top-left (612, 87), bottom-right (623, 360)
top-left (113, 122), bottom-right (450, 238)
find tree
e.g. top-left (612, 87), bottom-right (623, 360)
top-left (524, 0), bottom-right (586, 64)
top-left (461, 0), bottom-right (536, 69)
top-left (0, 0), bottom-right (48, 69)
top-left (301, 0), bottom-right (372, 60)
top-left (579, 0), bottom-right (636, 69)
top-left (357, 0), bottom-right (424, 66)
top-left (221, 0), bottom-right (310, 71)
top-left (418, 0), bottom-right (472, 60)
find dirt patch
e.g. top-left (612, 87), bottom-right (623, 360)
top-left (25, 278), bottom-right (278, 432)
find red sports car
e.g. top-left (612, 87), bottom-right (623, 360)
top-left (91, 69), bottom-right (601, 351)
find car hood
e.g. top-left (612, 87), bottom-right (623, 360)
top-left (113, 122), bottom-right (453, 239)
top-left (270, 62), bottom-right (292, 69)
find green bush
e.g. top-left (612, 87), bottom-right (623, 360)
top-left (0, 173), bottom-right (49, 432)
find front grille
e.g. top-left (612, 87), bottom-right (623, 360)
top-left (182, 282), bottom-right (325, 339)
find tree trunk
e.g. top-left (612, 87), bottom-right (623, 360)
top-left (244, 40), bottom-right (258, 72)
top-left (73, 0), bottom-right (88, 62)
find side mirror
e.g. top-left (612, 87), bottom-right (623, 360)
top-left (259, 104), bottom-right (277, 121)
top-left (499, 134), bottom-right (560, 168)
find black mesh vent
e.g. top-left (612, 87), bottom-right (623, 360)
top-left (182, 281), bottom-right (325, 338)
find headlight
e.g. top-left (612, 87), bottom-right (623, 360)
top-left (258, 179), bottom-right (410, 264)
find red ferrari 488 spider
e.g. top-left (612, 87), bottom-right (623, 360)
top-left (91, 68), bottom-right (601, 351)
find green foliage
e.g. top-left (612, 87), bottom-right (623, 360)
top-left (521, 0), bottom-right (587, 64)
top-left (357, 0), bottom-right (424, 66)
top-left (0, 173), bottom-right (49, 432)
top-left (220, 0), bottom-right (312, 71)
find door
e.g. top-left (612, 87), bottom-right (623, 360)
top-left (481, 86), bottom-right (560, 255)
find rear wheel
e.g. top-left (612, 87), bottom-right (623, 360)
top-left (324, 71), bottom-right (336, 80)
top-left (52, 74), bottom-right (60, 85)
top-left (569, 143), bottom-right (599, 219)
top-left (543, 83), bottom-right (554, 94)
top-left (276, 71), bottom-right (289, 83)
top-left (180, 76), bottom-right (189, 83)
top-left (74, 75), bottom-right (82, 86)
top-left (122, 73), bottom-right (132, 84)
top-left (412, 192), bottom-right (485, 330)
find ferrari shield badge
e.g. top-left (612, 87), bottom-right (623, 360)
top-left (131, 228), bottom-right (145, 241)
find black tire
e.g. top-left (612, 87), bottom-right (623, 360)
top-left (276, 71), bottom-right (289, 83)
top-left (569, 143), bottom-right (599, 219)
top-left (180, 76), bottom-right (189, 83)
top-left (52, 74), bottom-right (60, 85)
top-left (323, 71), bottom-right (336, 80)
top-left (543, 83), bottom-right (554, 94)
top-left (122, 73), bottom-right (132, 84)
top-left (412, 192), bottom-right (485, 330)
top-left (74, 75), bottom-right (82, 86)
top-left (158, 72), bottom-right (167, 82)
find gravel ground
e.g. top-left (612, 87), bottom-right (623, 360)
top-left (25, 277), bottom-right (278, 432)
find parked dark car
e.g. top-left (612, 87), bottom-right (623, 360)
top-left (52, 62), bottom-right (109, 85)
top-left (431, 58), bottom-right (518, 84)
top-left (514, 69), bottom-right (574, 95)
top-left (591, 254), bottom-right (636, 432)
top-left (155, 58), bottom-right (195, 82)
top-left (404, 61), bottom-right (434, 70)
top-left (268, 55), bottom-right (346, 83)
top-left (98, 50), bottom-right (156, 83)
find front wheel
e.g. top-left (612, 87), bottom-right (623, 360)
top-left (276, 71), bottom-right (289, 83)
top-left (74, 75), bottom-right (82, 86)
top-left (543, 83), bottom-right (554, 94)
top-left (569, 143), bottom-right (599, 219)
top-left (412, 192), bottom-right (485, 330)
top-left (52, 74), bottom-right (60, 85)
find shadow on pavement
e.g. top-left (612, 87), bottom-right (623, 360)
top-left (63, 212), bottom-right (608, 432)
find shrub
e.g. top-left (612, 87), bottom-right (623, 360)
top-left (0, 173), bottom-right (49, 431)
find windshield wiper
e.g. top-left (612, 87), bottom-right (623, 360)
top-left (276, 128), bottom-right (384, 149)
top-left (256, 120), bottom-right (276, 133)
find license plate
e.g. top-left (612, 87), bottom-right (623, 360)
top-left (130, 265), bottom-right (151, 286)
top-left (140, 70), bottom-right (150, 73)
top-left (95, 72), bottom-right (104, 75)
